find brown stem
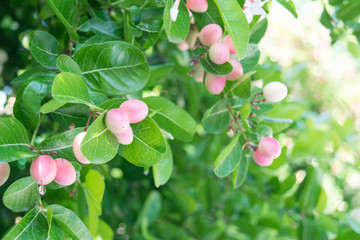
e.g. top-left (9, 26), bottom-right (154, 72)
top-left (84, 112), bottom-right (93, 132)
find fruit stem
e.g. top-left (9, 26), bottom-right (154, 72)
top-left (84, 112), bottom-right (93, 132)
top-left (31, 114), bottom-right (43, 146)
top-left (227, 104), bottom-right (248, 142)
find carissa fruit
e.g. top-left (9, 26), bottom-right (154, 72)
top-left (187, 0), bottom-right (208, 13)
top-left (205, 74), bottom-right (226, 95)
top-left (258, 137), bottom-right (281, 159)
top-left (209, 42), bottom-right (230, 65)
top-left (263, 81), bottom-right (288, 102)
top-left (115, 127), bottom-right (134, 145)
top-left (30, 155), bottom-right (57, 185)
top-left (0, 163), bottom-right (10, 186)
top-left (54, 158), bottom-right (77, 186)
top-left (119, 99), bottom-right (149, 124)
top-left (226, 58), bottom-right (243, 81)
top-left (199, 24), bottom-right (223, 46)
top-left (105, 108), bottom-right (130, 134)
top-left (73, 132), bottom-right (91, 164)
top-left (223, 35), bottom-right (236, 55)
top-left (253, 149), bottom-right (273, 167)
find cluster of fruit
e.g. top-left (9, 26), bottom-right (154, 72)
top-left (253, 137), bottom-right (281, 166)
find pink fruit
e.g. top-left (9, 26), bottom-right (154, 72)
top-left (30, 155), bottom-right (57, 185)
top-left (119, 99), bottom-right (149, 124)
top-left (105, 109), bottom-right (130, 134)
top-left (0, 163), bottom-right (10, 186)
top-left (193, 66), bottom-right (205, 83)
top-left (199, 24), bottom-right (223, 46)
top-left (226, 58), bottom-right (244, 81)
top-left (205, 74), bottom-right (226, 94)
top-left (54, 158), bottom-right (76, 186)
top-left (209, 43), bottom-right (230, 65)
top-left (115, 127), bottom-right (134, 145)
top-left (187, 0), bottom-right (208, 13)
top-left (73, 132), bottom-right (91, 164)
top-left (177, 41), bottom-right (190, 51)
top-left (253, 149), bottom-right (273, 167)
top-left (223, 35), bottom-right (236, 55)
top-left (258, 137), bottom-right (281, 159)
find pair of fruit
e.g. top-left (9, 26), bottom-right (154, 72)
top-left (30, 155), bottom-right (76, 186)
top-left (72, 99), bottom-right (149, 165)
top-left (253, 137), bottom-right (281, 166)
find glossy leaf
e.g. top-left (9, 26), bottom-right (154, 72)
top-left (0, 118), bottom-right (36, 163)
top-left (214, 0), bottom-right (249, 59)
top-left (13, 73), bottom-right (54, 129)
top-left (40, 99), bottom-right (66, 114)
top-left (232, 151), bottom-right (248, 189)
top-left (47, 204), bottom-right (93, 240)
top-left (29, 30), bottom-right (63, 69)
top-left (136, 191), bottom-right (162, 227)
top-left (250, 18), bottom-right (268, 44)
top-left (86, 18), bottom-right (122, 40)
top-left (51, 104), bottom-right (90, 129)
top-left (214, 134), bottom-right (242, 177)
top-left (200, 56), bottom-right (233, 76)
top-left (146, 63), bottom-right (174, 87)
top-left (202, 99), bottom-right (231, 134)
top-left (225, 71), bottom-right (255, 99)
top-left (119, 117), bottom-right (166, 167)
top-left (153, 140), bottom-right (173, 188)
top-left (142, 96), bottom-right (197, 142)
top-left (3, 177), bottom-right (40, 212)
top-left (81, 111), bottom-right (118, 164)
top-left (192, 0), bottom-right (223, 28)
top-left (239, 102), bottom-right (251, 119)
top-left (46, 0), bottom-right (79, 40)
top-left (240, 44), bottom-right (260, 72)
top-left (163, 0), bottom-right (190, 43)
top-left (74, 41), bottom-right (150, 96)
top-left (57, 55), bottom-right (82, 76)
top-left (52, 72), bottom-right (92, 106)
top-left (337, 0), bottom-right (360, 21)
top-left (261, 116), bottom-right (293, 133)
top-left (276, 0), bottom-right (298, 18)
top-left (298, 167), bottom-right (323, 214)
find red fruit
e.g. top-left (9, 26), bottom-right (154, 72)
top-left (223, 35), bottom-right (236, 55)
top-left (115, 127), bottom-right (134, 145)
top-left (119, 99), bottom-right (149, 124)
top-left (54, 158), bottom-right (77, 186)
top-left (258, 137), bottom-right (281, 159)
top-left (105, 108), bottom-right (130, 134)
top-left (199, 24), bottom-right (223, 46)
top-left (209, 43), bottom-right (230, 65)
top-left (0, 163), bottom-right (10, 186)
top-left (253, 149), bottom-right (273, 167)
top-left (226, 58), bottom-right (244, 81)
top-left (73, 132), bottom-right (91, 164)
top-left (30, 155), bottom-right (57, 185)
top-left (187, 0), bottom-right (208, 13)
top-left (205, 74), bottom-right (226, 94)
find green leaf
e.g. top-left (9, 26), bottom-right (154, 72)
top-left (52, 72), bottom-right (92, 106)
top-left (29, 30), bottom-right (63, 69)
top-left (163, 0), bottom-right (190, 43)
top-left (86, 18), bottom-right (122, 40)
top-left (146, 63), bottom-right (174, 88)
top-left (232, 151), bottom-right (248, 189)
top-left (239, 102), bottom-right (251, 119)
top-left (261, 116), bottom-right (293, 133)
top-left (276, 0), bottom-right (298, 18)
top-left (96, 219), bottom-right (114, 240)
top-left (298, 167), bottom-right (323, 214)
top-left (3, 176), bottom-right (40, 212)
top-left (11, 65), bottom-right (48, 89)
top-left (82, 170), bottom-right (105, 235)
top-left (200, 56), bottom-right (233, 76)
top-left (214, 134), bottom-right (242, 177)
top-left (81, 112), bottom-right (119, 164)
top-left (225, 71), bottom-right (255, 99)
top-left (2, 207), bottom-right (49, 240)
top-left (213, 0), bottom-right (249, 59)
top-left (142, 96), bottom-right (197, 142)
top-left (40, 99), bottom-right (66, 114)
top-left (240, 44), bottom-right (260, 72)
top-left (119, 117), bottom-right (166, 167)
top-left (13, 73), bottom-right (54, 129)
top-left (192, 0), bottom-right (223, 28)
top-left (202, 98), bottom-right (231, 134)
top-left (250, 18), bottom-right (268, 44)
top-left (51, 104), bottom-right (90, 129)
top-left (0, 118), bottom-right (36, 163)
top-left (56, 55), bottom-right (82, 76)
top-left (46, 204), bottom-right (93, 240)
top-left (99, 98), bottom-right (126, 110)
top-left (153, 140), bottom-right (173, 188)
top-left (337, 0), bottom-right (360, 21)
top-left (136, 191), bottom-right (162, 227)
top-left (45, 0), bottom-right (79, 40)
top-left (74, 41), bottom-right (150, 96)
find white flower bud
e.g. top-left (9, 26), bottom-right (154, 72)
top-left (263, 81), bottom-right (288, 102)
